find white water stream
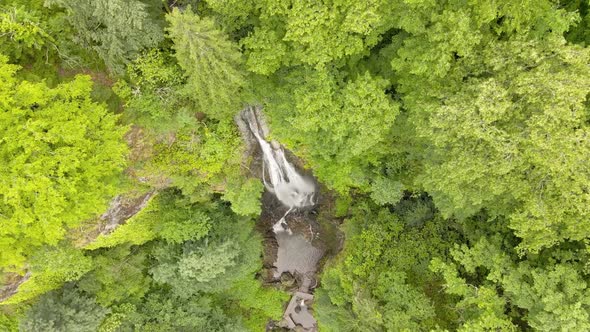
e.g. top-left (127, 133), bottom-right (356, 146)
top-left (241, 107), bottom-right (323, 330)
top-left (241, 107), bottom-right (316, 233)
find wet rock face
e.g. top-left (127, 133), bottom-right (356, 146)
top-left (235, 106), bottom-right (269, 155)
top-left (238, 106), bottom-right (317, 211)
top-left (280, 272), bottom-right (297, 290)
top-left (99, 191), bottom-right (155, 235)
top-left (283, 292), bottom-right (317, 331)
top-left (73, 190), bottom-right (157, 248)
top-left (239, 106), bottom-right (325, 294)
top-left (258, 190), bottom-right (325, 293)
top-left (0, 272), bottom-right (31, 303)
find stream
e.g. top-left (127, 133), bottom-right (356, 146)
top-left (241, 106), bottom-right (317, 226)
top-left (237, 106), bottom-right (338, 331)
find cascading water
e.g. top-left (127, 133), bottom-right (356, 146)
top-left (239, 106), bottom-right (326, 331)
top-left (240, 106), bottom-right (316, 233)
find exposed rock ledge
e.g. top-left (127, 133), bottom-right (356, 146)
top-left (0, 272), bottom-right (31, 303)
top-left (99, 190), bottom-right (156, 235)
top-left (1, 191), bottom-right (156, 303)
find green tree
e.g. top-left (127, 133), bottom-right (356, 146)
top-left (0, 56), bottom-right (127, 270)
top-left (369, 176), bottom-right (404, 206)
top-left (0, 1), bottom-right (78, 72)
top-left (222, 176), bottom-right (263, 216)
top-left (262, 69), bottom-right (399, 193)
top-left (430, 257), bottom-right (517, 331)
top-left (166, 8), bottom-right (245, 119)
top-left (113, 49), bottom-right (190, 129)
top-left (240, 0), bottom-right (396, 73)
top-left (20, 284), bottom-right (109, 332)
top-left (562, 0), bottom-right (590, 45)
top-left (410, 38), bottom-right (590, 252)
top-left (150, 235), bottom-right (260, 296)
top-left (148, 202), bottom-right (261, 296)
top-left (45, 0), bottom-right (164, 73)
top-left (123, 292), bottom-right (244, 332)
top-left (4, 246), bottom-right (93, 305)
top-left (144, 120), bottom-right (243, 202)
top-left (202, 0), bottom-right (257, 36)
top-left (432, 236), bottom-right (590, 331)
top-left (316, 199), bottom-right (459, 331)
top-left (78, 245), bottom-right (151, 307)
top-left (85, 191), bottom-right (212, 250)
top-left (389, 0), bottom-right (576, 82)
top-left (221, 276), bottom-right (288, 331)
top-left (153, 191), bottom-right (212, 244)
top-left (0, 311), bottom-right (18, 332)
top-left (0, 5), bottom-right (51, 61)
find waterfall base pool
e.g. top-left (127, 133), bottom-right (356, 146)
top-left (236, 106), bottom-right (343, 332)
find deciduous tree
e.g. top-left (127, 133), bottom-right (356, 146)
top-left (412, 38), bottom-right (590, 251)
top-left (0, 56), bottom-right (127, 270)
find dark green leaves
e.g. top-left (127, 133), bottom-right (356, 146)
top-left (20, 285), bottom-right (109, 332)
top-left (45, 0), bottom-right (164, 73)
top-left (166, 8), bottom-right (245, 119)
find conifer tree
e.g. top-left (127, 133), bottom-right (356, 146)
top-left (45, 0), bottom-right (163, 73)
top-left (20, 285), bottom-right (109, 332)
top-left (166, 8), bottom-right (245, 119)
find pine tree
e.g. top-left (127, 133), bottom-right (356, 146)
top-left (166, 8), bottom-right (245, 119)
top-left (20, 285), bottom-right (109, 332)
top-left (45, 0), bottom-right (163, 73)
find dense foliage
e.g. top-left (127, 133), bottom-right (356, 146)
top-left (0, 56), bottom-right (127, 270)
top-left (1, 0), bottom-right (589, 331)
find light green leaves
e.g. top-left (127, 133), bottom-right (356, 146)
top-left (241, 0), bottom-right (394, 71)
top-left (316, 202), bottom-right (454, 331)
top-left (265, 69), bottom-right (399, 193)
top-left (413, 38), bottom-right (590, 251)
top-left (223, 177), bottom-right (263, 216)
top-left (178, 241), bottom-right (240, 283)
top-left (370, 177), bottom-right (404, 206)
top-left (0, 6), bottom-right (52, 61)
top-left (432, 237), bottom-right (590, 331)
top-left (242, 27), bottom-right (286, 75)
top-left (0, 56), bottom-right (127, 270)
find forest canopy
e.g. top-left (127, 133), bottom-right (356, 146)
top-left (1, 0), bottom-right (590, 331)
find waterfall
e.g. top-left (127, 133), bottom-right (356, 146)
top-left (240, 107), bottom-right (316, 232)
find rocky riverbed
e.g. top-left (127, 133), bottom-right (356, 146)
top-left (236, 106), bottom-right (343, 331)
